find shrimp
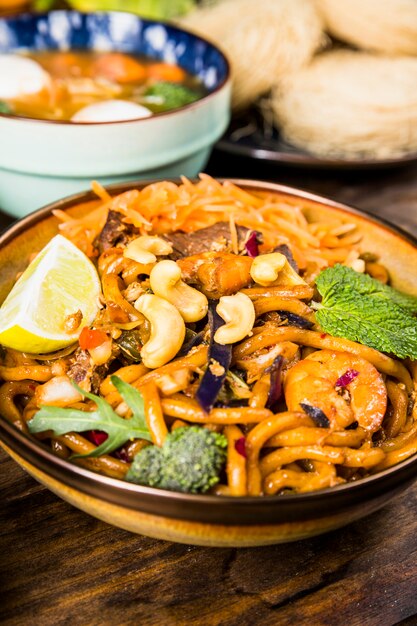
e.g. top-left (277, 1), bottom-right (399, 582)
top-left (177, 252), bottom-right (252, 299)
top-left (284, 350), bottom-right (387, 433)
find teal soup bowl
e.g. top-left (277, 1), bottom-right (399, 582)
top-left (0, 11), bottom-right (231, 217)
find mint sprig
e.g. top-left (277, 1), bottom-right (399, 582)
top-left (27, 376), bottom-right (151, 458)
top-left (316, 265), bottom-right (417, 359)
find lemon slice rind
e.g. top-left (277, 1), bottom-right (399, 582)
top-left (0, 234), bottom-right (101, 354)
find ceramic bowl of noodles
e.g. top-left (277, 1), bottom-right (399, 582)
top-left (0, 178), bottom-right (417, 547)
top-left (0, 11), bottom-right (230, 217)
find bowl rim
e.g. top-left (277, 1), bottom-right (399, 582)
top-left (1, 177), bottom-right (417, 524)
top-left (0, 9), bottom-right (231, 127)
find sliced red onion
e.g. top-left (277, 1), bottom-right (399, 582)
top-left (266, 355), bottom-right (284, 409)
top-left (335, 369), bottom-right (359, 388)
top-left (86, 430), bottom-right (108, 446)
top-left (300, 402), bottom-right (330, 428)
top-left (244, 231), bottom-right (260, 257)
top-left (235, 437), bottom-right (247, 458)
top-left (195, 302), bottom-right (232, 413)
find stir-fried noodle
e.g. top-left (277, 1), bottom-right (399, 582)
top-left (1, 176), bottom-right (416, 496)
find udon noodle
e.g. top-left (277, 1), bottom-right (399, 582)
top-left (1, 176), bottom-right (416, 496)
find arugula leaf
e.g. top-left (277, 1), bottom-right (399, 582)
top-left (316, 265), bottom-right (417, 359)
top-left (27, 376), bottom-right (151, 458)
top-left (110, 375), bottom-right (146, 426)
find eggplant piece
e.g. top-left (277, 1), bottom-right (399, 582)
top-left (195, 302), bottom-right (232, 413)
top-left (177, 329), bottom-right (206, 357)
top-left (300, 402), bottom-right (330, 428)
top-left (263, 311), bottom-right (313, 329)
top-left (275, 311), bottom-right (314, 330)
top-left (266, 355), bottom-right (284, 409)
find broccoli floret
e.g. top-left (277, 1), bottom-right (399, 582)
top-left (126, 426), bottom-right (227, 494)
top-left (144, 81), bottom-right (201, 111)
top-left (126, 445), bottom-right (163, 487)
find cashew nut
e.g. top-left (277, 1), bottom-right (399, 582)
top-left (250, 253), bottom-right (307, 286)
top-left (214, 292), bottom-right (255, 345)
top-left (134, 293), bottom-right (185, 369)
top-left (150, 260), bottom-right (208, 323)
top-left (124, 235), bottom-right (172, 265)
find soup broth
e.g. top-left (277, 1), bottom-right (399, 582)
top-left (0, 50), bottom-right (205, 122)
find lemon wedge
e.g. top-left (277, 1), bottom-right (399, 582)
top-left (0, 234), bottom-right (101, 354)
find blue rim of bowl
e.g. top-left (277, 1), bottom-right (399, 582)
top-left (0, 178), bottom-right (416, 525)
top-left (0, 10), bottom-right (231, 126)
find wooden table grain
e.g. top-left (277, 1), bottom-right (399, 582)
top-left (1, 157), bottom-right (417, 626)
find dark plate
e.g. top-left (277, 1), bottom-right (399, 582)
top-left (217, 107), bottom-right (417, 170)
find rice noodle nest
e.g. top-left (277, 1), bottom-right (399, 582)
top-left (272, 51), bottom-right (417, 160)
top-left (316, 0), bottom-right (417, 55)
top-left (182, 0), bottom-right (324, 110)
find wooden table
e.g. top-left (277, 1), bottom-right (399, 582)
top-left (1, 155), bottom-right (417, 626)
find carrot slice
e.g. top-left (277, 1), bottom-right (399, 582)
top-left (147, 62), bottom-right (186, 83)
top-left (92, 53), bottom-right (147, 84)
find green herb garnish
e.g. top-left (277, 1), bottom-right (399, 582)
top-left (126, 426), bottom-right (227, 494)
top-left (27, 376), bottom-right (151, 458)
top-left (0, 101), bottom-right (12, 115)
top-left (317, 264), bottom-right (417, 313)
top-left (144, 81), bottom-right (201, 110)
top-left (315, 264), bottom-right (417, 359)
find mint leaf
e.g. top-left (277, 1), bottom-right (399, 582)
top-left (27, 377), bottom-right (151, 458)
top-left (316, 266), bottom-right (417, 359)
top-left (317, 264), bottom-right (417, 313)
top-left (316, 293), bottom-right (417, 359)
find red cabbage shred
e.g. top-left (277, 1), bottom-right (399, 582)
top-left (244, 231), bottom-right (260, 257)
top-left (235, 437), bottom-right (247, 458)
top-left (86, 430), bottom-right (108, 446)
top-left (336, 369), bottom-right (360, 388)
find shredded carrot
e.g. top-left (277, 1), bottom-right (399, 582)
top-left (92, 53), bottom-right (147, 84)
top-left (54, 175), bottom-right (360, 268)
top-left (147, 62), bottom-right (186, 83)
top-left (91, 180), bottom-right (112, 202)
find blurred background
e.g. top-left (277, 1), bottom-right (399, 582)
top-left (0, 0), bottom-right (417, 219)
top-left (1, 0), bottom-right (417, 168)
top-left (1, 1), bottom-right (194, 18)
